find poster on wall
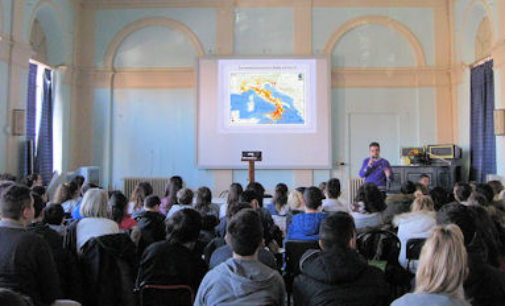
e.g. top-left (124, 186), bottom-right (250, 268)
top-left (218, 59), bottom-right (317, 133)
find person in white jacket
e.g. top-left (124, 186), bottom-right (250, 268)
top-left (393, 195), bottom-right (437, 270)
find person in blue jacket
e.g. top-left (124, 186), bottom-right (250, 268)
top-left (359, 142), bottom-right (393, 190)
top-left (286, 186), bottom-right (327, 241)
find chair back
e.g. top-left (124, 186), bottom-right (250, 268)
top-left (406, 238), bottom-right (426, 272)
top-left (139, 284), bottom-right (195, 306)
top-left (356, 229), bottom-right (401, 264)
top-left (284, 240), bottom-right (319, 277)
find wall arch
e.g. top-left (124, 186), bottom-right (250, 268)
top-left (103, 17), bottom-right (205, 69)
top-left (26, 0), bottom-right (66, 41)
top-left (323, 15), bottom-right (427, 67)
top-left (459, 0), bottom-right (496, 63)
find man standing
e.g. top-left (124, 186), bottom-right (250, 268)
top-left (359, 142), bottom-right (393, 190)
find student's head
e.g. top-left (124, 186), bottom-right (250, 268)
top-left (239, 189), bottom-right (260, 209)
top-left (318, 182), bottom-right (327, 194)
top-left (109, 191), bottom-right (128, 224)
top-left (474, 184), bottom-right (494, 204)
top-left (166, 208), bottom-right (202, 246)
top-left (165, 175), bottom-right (183, 205)
top-left (54, 181), bottom-right (79, 204)
top-left (304, 186), bottom-right (324, 210)
top-left (80, 188), bottom-right (109, 218)
top-left (31, 193), bottom-right (45, 219)
top-left (418, 174), bottom-right (430, 188)
top-left (437, 203), bottom-right (476, 247)
top-left (415, 225), bottom-right (468, 301)
top-left (71, 175), bottom-right (85, 189)
top-left (357, 183), bottom-right (386, 213)
top-left (287, 189), bottom-right (305, 211)
top-left (226, 202), bottom-right (253, 219)
top-left (195, 186), bottom-right (212, 211)
top-left (325, 178), bottom-right (341, 199)
top-left (273, 183), bottom-right (288, 210)
top-left (31, 185), bottom-right (47, 203)
top-left (319, 212), bottom-right (356, 250)
top-left (0, 184), bottom-right (34, 224)
top-left (430, 187), bottom-right (449, 211)
top-left (176, 188), bottom-right (193, 205)
top-left (144, 195), bottom-right (161, 211)
top-left (43, 203), bottom-right (65, 226)
top-left (226, 183), bottom-right (243, 206)
top-left (454, 182), bottom-right (472, 203)
top-left (414, 183), bottom-right (429, 196)
top-left (226, 209), bottom-right (263, 257)
top-left (81, 182), bottom-right (99, 196)
top-left (400, 181), bottom-right (416, 195)
top-left (487, 180), bottom-right (504, 199)
top-left (131, 181), bottom-right (153, 211)
top-left (246, 182), bottom-right (265, 207)
top-left (0, 180), bottom-right (15, 197)
top-left (467, 192), bottom-right (488, 207)
top-left (411, 195), bottom-right (435, 213)
top-left (23, 173), bottom-right (43, 188)
top-left (369, 142), bottom-right (380, 158)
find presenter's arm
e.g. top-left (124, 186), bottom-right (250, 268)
top-left (384, 160), bottom-right (393, 182)
top-left (359, 158), bottom-right (373, 178)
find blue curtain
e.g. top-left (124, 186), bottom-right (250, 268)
top-left (35, 69), bottom-right (53, 184)
top-left (470, 60), bottom-right (496, 182)
top-left (24, 63), bottom-right (38, 177)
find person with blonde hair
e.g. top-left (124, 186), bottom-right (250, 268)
top-left (393, 195), bottom-right (437, 269)
top-left (392, 224), bottom-right (469, 306)
top-left (76, 188), bottom-right (119, 251)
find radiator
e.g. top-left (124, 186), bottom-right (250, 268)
top-left (347, 177), bottom-right (364, 207)
top-left (122, 177), bottom-right (170, 200)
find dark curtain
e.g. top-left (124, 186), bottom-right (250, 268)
top-left (470, 60), bottom-right (496, 182)
top-left (35, 69), bottom-right (54, 184)
top-left (24, 63), bottom-right (38, 177)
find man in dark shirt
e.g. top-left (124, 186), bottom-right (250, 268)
top-left (0, 184), bottom-right (61, 306)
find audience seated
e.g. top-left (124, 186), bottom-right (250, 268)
top-left (128, 181), bottom-right (153, 216)
top-left (22, 173), bottom-right (43, 188)
top-left (0, 184), bottom-right (62, 306)
top-left (70, 188), bottom-right (119, 252)
top-left (110, 191), bottom-right (137, 231)
top-left (136, 209), bottom-right (207, 293)
top-left (352, 183), bottom-right (386, 231)
top-left (160, 176), bottom-right (183, 215)
top-left (209, 202), bottom-right (277, 270)
top-left (437, 204), bottom-right (505, 306)
top-left (392, 225), bottom-right (469, 306)
top-left (194, 186), bottom-right (220, 219)
top-left (383, 181), bottom-right (416, 224)
top-left (132, 195), bottom-right (166, 258)
top-left (266, 183), bottom-right (289, 233)
top-left (430, 187), bottom-right (449, 211)
top-left (286, 186), bottom-right (327, 241)
top-left (393, 195), bottom-right (437, 269)
top-left (54, 181), bottom-right (80, 215)
top-left (293, 212), bottom-right (389, 306)
top-left (285, 187), bottom-right (305, 231)
top-left (30, 185), bottom-right (48, 203)
top-left (43, 203), bottom-right (66, 236)
top-left (196, 209), bottom-right (285, 305)
top-left (451, 182), bottom-right (472, 206)
top-left (321, 178), bottom-right (348, 213)
top-left (167, 188), bottom-right (195, 218)
top-left (70, 183), bottom-right (97, 220)
top-left (219, 183), bottom-right (243, 219)
top-left (418, 174), bottom-right (430, 189)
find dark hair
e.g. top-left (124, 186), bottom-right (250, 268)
top-left (326, 178), bottom-right (341, 198)
top-left (31, 193), bottom-right (45, 218)
top-left (54, 181), bottom-right (79, 204)
top-left (166, 176), bottom-right (183, 205)
top-left (22, 173), bottom-right (41, 188)
top-left (227, 209), bottom-right (263, 256)
top-left (201, 214), bottom-right (219, 231)
top-left (401, 181), bottom-right (416, 195)
top-left (369, 142), bottom-right (380, 148)
top-left (304, 186), bottom-right (324, 210)
top-left (166, 208), bottom-right (202, 244)
top-left (246, 182), bottom-right (265, 207)
top-left (475, 184), bottom-right (494, 203)
top-left (226, 202), bottom-right (253, 219)
top-left (419, 174), bottom-right (430, 179)
top-left (109, 191), bottom-right (128, 224)
top-left (30, 185), bottom-right (46, 198)
top-left (454, 182), bottom-right (472, 202)
top-left (227, 183), bottom-right (243, 207)
top-left (430, 187), bottom-right (449, 210)
top-left (0, 288), bottom-right (28, 306)
top-left (195, 186), bottom-right (212, 213)
top-left (468, 192), bottom-right (489, 207)
top-left (71, 175), bottom-right (85, 188)
top-left (487, 180), bottom-right (504, 196)
top-left (273, 183), bottom-right (288, 211)
top-left (437, 203), bottom-right (476, 246)
top-left (82, 182), bottom-right (99, 196)
top-left (320, 212), bottom-right (356, 250)
top-left (176, 188), bottom-right (193, 205)
top-left (318, 182), bottom-right (327, 194)
top-left (43, 203), bottom-right (65, 225)
top-left (0, 181), bottom-right (15, 197)
top-left (468, 205), bottom-right (504, 266)
top-left (356, 183), bottom-right (386, 213)
top-left (239, 189), bottom-right (258, 205)
top-left (296, 186), bottom-right (306, 194)
top-left (0, 173), bottom-right (17, 182)
top-left (144, 195), bottom-right (161, 209)
top-left (130, 181), bottom-right (153, 212)
top-left (0, 185), bottom-right (32, 220)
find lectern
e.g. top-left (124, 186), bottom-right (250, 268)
top-left (241, 151), bottom-right (262, 183)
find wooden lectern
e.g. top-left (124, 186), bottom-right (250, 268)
top-left (241, 151), bottom-right (262, 183)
